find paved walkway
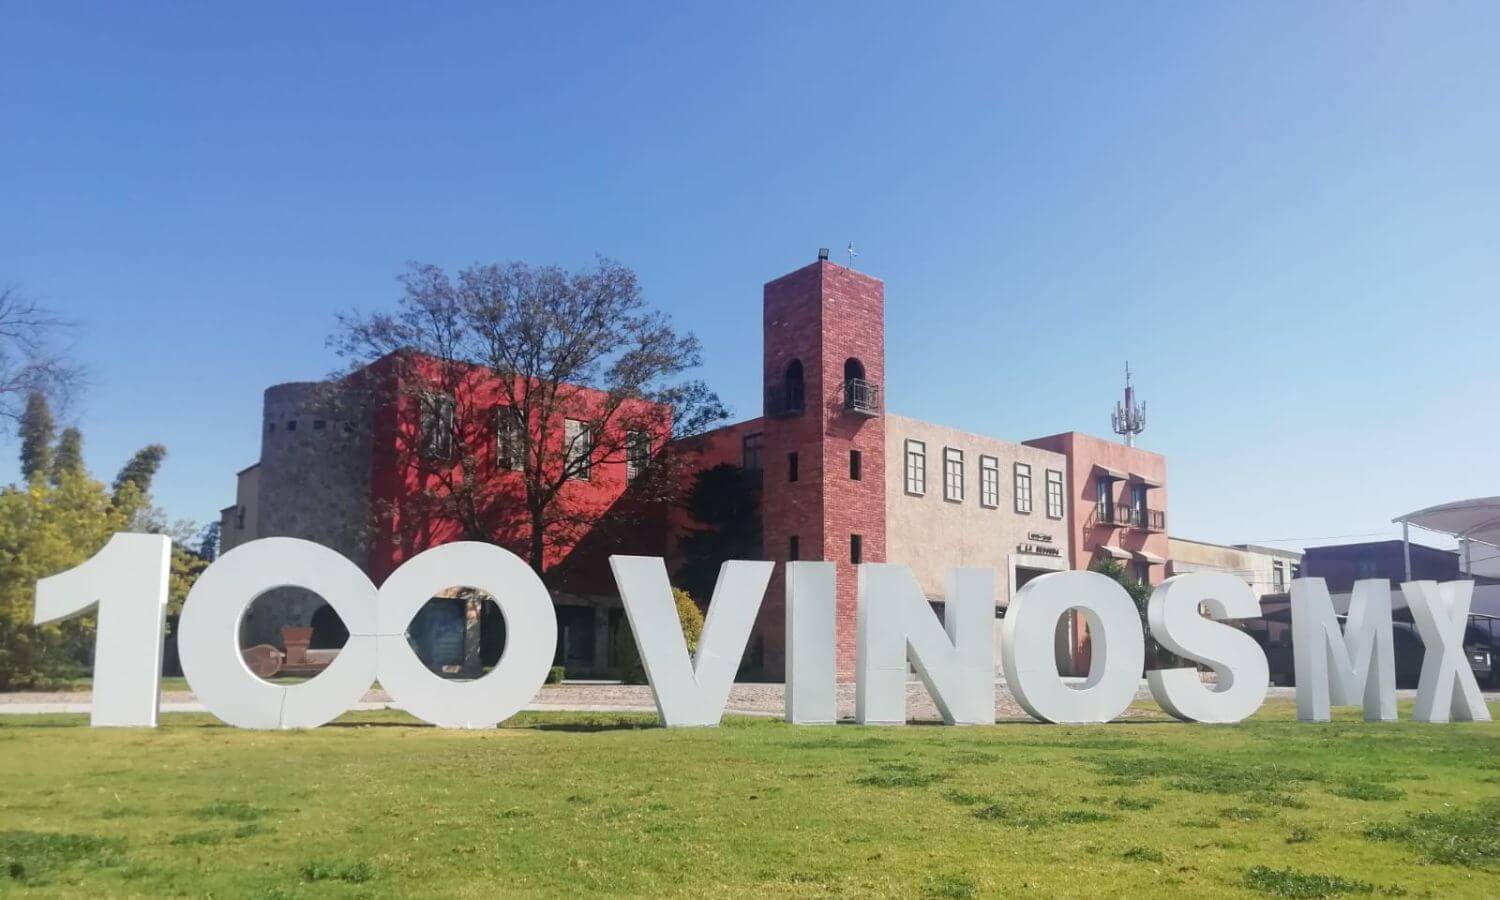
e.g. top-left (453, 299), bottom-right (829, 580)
top-left (0, 681), bottom-right (1147, 720)
top-left (2, 682), bottom-right (1491, 720)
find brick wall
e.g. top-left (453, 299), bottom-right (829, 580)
top-left (759, 260), bottom-right (886, 679)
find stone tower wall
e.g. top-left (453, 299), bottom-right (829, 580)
top-left (239, 381), bottom-right (373, 648)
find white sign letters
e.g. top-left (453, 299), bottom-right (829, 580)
top-left (32, 535), bottom-right (1494, 730)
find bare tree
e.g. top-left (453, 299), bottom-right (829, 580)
top-left (330, 258), bottom-right (727, 575)
top-left (0, 287), bottom-right (82, 432)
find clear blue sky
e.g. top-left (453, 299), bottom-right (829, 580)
top-left (3, 3), bottom-right (1497, 553)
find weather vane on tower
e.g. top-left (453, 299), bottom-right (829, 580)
top-left (1112, 361), bottom-right (1146, 447)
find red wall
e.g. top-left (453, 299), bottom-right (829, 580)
top-left (759, 260), bottom-right (886, 679)
top-left (1024, 430), bottom-right (1168, 670)
top-left (361, 352), bottom-right (670, 590)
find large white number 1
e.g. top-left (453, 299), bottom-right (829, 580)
top-left (34, 533), bottom-right (171, 727)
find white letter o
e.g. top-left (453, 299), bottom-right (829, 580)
top-left (375, 542), bottom-right (557, 728)
top-left (179, 537), bottom-right (379, 729)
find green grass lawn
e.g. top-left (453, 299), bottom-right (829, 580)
top-left (1, 700), bottom-right (1496, 898)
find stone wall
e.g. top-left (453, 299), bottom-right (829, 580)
top-left (238, 381), bottom-right (374, 648)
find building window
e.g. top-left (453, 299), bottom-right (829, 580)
top-left (313, 419), bottom-right (326, 430)
top-left (788, 451), bottom-right (799, 483)
top-left (1046, 469), bottom-right (1064, 519)
top-left (420, 395), bottom-right (455, 459)
top-left (1014, 463), bottom-right (1033, 514)
top-left (789, 535), bottom-right (800, 561)
top-left (235, 506), bottom-right (246, 530)
top-left (626, 431), bottom-right (650, 480)
top-left (564, 418), bottom-right (591, 480)
top-left (496, 408), bottom-right (524, 471)
top-left (1131, 482), bottom-right (1149, 525)
top-left (943, 447), bottom-right (964, 502)
top-left (1096, 475), bottom-right (1114, 521)
top-left (267, 422), bottom-right (275, 433)
top-left (1132, 561), bottom-right (1149, 585)
top-left (742, 432), bottom-right (764, 471)
top-left (784, 359), bottom-right (805, 414)
top-left (1273, 560), bottom-right (1286, 592)
top-left (850, 450), bottom-right (862, 481)
top-left (905, 439), bottom-right (926, 495)
top-left (851, 533), bottom-right (863, 565)
top-left (286, 420), bottom-right (297, 432)
top-left (979, 455), bottom-right (999, 508)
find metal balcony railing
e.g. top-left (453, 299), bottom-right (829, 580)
top-left (843, 378), bottom-right (881, 416)
top-left (1093, 503), bottom-right (1133, 528)
top-left (1095, 503), bottom-right (1167, 532)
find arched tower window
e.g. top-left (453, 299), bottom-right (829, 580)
top-left (843, 357), bottom-right (880, 415)
top-left (784, 359), bottom-right (805, 414)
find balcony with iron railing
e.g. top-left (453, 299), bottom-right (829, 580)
top-left (843, 378), bottom-right (881, 416)
top-left (1091, 503), bottom-right (1166, 532)
top-left (1092, 503), bottom-right (1134, 528)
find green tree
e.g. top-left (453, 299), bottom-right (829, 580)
top-left (675, 463), bottom-right (762, 601)
top-left (50, 426), bottom-right (83, 485)
top-left (112, 444), bottom-right (167, 498)
top-left (1090, 558), bottom-right (1181, 669)
top-left (197, 520), bottom-right (221, 562)
top-left (1, 426), bottom-right (205, 689)
top-left (611, 588), bottom-right (705, 684)
top-left (0, 475), bottom-right (129, 689)
top-left (18, 391), bottom-right (54, 483)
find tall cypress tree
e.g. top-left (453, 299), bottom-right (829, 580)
top-left (50, 426), bottom-right (84, 484)
top-left (112, 444), bottom-right (167, 497)
top-left (18, 391), bottom-right (55, 483)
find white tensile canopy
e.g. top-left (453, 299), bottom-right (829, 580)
top-left (1393, 497), bottom-right (1500, 579)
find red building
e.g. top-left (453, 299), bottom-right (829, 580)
top-left (223, 251), bottom-right (1170, 681)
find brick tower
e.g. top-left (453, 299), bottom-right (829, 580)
top-left (758, 253), bottom-right (887, 680)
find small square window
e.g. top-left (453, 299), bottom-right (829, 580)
top-left (313, 419), bottom-right (326, 430)
top-left (286, 420), bottom-right (297, 432)
top-left (849, 450), bottom-right (862, 481)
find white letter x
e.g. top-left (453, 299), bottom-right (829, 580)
top-left (1404, 581), bottom-right (1492, 723)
